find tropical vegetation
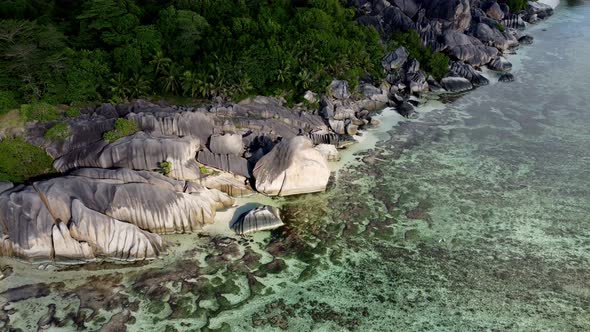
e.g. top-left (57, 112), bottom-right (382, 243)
top-left (0, 0), bottom-right (394, 106)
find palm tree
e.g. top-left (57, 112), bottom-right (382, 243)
top-left (236, 76), bottom-right (253, 96)
top-left (160, 64), bottom-right (181, 94)
top-left (128, 73), bottom-right (151, 98)
top-left (181, 71), bottom-right (197, 97)
top-left (150, 50), bottom-right (172, 76)
top-left (110, 73), bottom-right (129, 99)
top-left (297, 69), bottom-right (313, 90)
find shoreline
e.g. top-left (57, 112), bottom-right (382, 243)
top-left (0, 1), bottom-right (561, 269)
top-left (203, 1), bottom-right (562, 237)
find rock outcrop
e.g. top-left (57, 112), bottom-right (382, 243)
top-left (231, 205), bottom-right (283, 235)
top-left (0, 168), bottom-right (233, 263)
top-left (54, 132), bottom-right (202, 181)
top-left (418, 0), bottom-right (471, 32)
top-left (441, 75), bottom-right (473, 93)
top-left (253, 137), bottom-right (331, 196)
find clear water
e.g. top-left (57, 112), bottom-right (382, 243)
top-left (2, 3), bottom-right (590, 331)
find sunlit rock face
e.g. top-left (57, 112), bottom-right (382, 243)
top-left (0, 168), bottom-right (233, 263)
top-left (53, 132), bottom-right (202, 181)
top-left (253, 136), bottom-right (331, 196)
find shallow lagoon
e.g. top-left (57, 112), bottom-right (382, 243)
top-left (2, 2), bottom-right (590, 331)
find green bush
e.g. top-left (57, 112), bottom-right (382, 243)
top-left (388, 31), bottom-right (450, 80)
top-left (0, 91), bottom-right (19, 114)
top-left (65, 107), bottom-right (81, 118)
top-left (103, 118), bottom-right (139, 143)
top-left (159, 161), bottom-right (173, 176)
top-left (0, 137), bottom-right (55, 183)
top-left (504, 0), bottom-right (528, 12)
top-left (199, 165), bottom-right (212, 175)
top-left (496, 22), bottom-right (506, 32)
top-left (44, 123), bottom-right (70, 141)
top-left (19, 102), bottom-right (62, 122)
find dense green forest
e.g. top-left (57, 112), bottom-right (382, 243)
top-left (0, 0), bottom-right (391, 107)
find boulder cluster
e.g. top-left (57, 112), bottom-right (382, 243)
top-left (1, 0), bottom-right (556, 264)
top-left (353, 0), bottom-right (554, 113)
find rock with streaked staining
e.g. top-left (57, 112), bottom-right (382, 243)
top-left (253, 136), bottom-right (331, 196)
top-left (231, 206), bottom-right (283, 235)
top-left (0, 168), bottom-right (233, 263)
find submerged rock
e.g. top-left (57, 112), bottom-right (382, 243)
top-left (397, 102), bottom-right (417, 118)
top-left (499, 73), bottom-right (515, 82)
top-left (231, 206), bottom-right (283, 235)
top-left (253, 136), bottom-right (331, 196)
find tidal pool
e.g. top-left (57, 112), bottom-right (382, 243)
top-left (2, 2), bottom-right (590, 331)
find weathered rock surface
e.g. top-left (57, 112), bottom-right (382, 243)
top-left (329, 80), bottom-right (350, 100)
top-left (54, 132), bottom-right (201, 181)
top-left (450, 61), bottom-right (490, 86)
top-left (253, 137), bottom-right (331, 196)
top-left (231, 205), bottom-right (283, 235)
top-left (482, 1), bottom-right (504, 21)
top-left (488, 56), bottom-right (513, 72)
top-left (499, 73), bottom-right (515, 82)
top-left (199, 171), bottom-right (252, 197)
top-left (441, 76), bottom-right (473, 93)
top-left (315, 144), bottom-right (341, 162)
top-left (209, 133), bottom-right (243, 156)
top-left (0, 168), bottom-right (233, 263)
top-left (444, 30), bottom-right (498, 65)
top-left (382, 47), bottom-right (410, 71)
top-left (418, 0), bottom-right (471, 32)
top-left (397, 102), bottom-right (417, 118)
top-left (197, 149), bottom-right (250, 178)
top-left (474, 23), bottom-right (511, 50)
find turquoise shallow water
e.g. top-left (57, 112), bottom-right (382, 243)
top-left (2, 3), bottom-right (590, 331)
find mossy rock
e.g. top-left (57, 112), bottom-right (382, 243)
top-left (0, 137), bottom-right (55, 183)
top-left (44, 122), bottom-right (70, 141)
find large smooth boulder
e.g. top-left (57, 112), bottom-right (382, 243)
top-left (253, 136), bottom-right (330, 196)
top-left (382, 47), bottom-right (409, 72)
top-left (488, 57), bottom-right (513, 72)
top-left (450, 61), bottom-right (490, 86)
top-left (474, 23), bottom-right (511, 50)
top-left (441, 76), bottom-right (473, 92)
top-left (128, 111), bottom-right (215, 143)
top-left (315, 144), bottom-right (341, 162)
top-left (197, 150), bottom-right (250, 178)
top-left (0, 169), bottom-right (233, 263)
top-left (329, 80), bottom-right (350, 100)
top-left (209, 133), bottom-right (243, 156)
top-left (443, 30), bottom-right (498, 65)
top-left (382, 5), bottom-right (415, 32)
top-left (392, 0), bottom-right (419, 18)
top-left (231, 206), bottom-right (283, 235)
top-left (54, 132), bottom-right (201, 181)
top-left (418, 0), bottom-right (471, 32)
top-left (482, 1), bottom-right (504, 21)
top-left (527, 1), bottom-right (554, 19)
